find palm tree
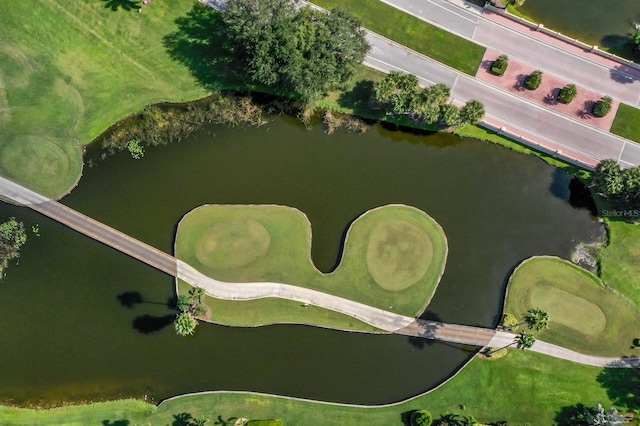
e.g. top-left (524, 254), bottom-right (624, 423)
top-left (459, 100), bottom-right (485, 124)
top-left (174, 313), bottom-right (198, 336)
top-left (515, 331), bottom-right (535, 350)
top-left (525, 308), bottom-right (550, 331)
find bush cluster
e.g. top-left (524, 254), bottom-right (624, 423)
top-left (524, 70), bottom-right (543, 90)
top-left (592, 96), bottom-right (613, 117)
top-left (557, 84), bottom-right (578, 104)
top-left (490, 55), bottom-right (509, 76)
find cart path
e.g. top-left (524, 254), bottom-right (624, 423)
top-left (1, 177), bottom-right (638, 367)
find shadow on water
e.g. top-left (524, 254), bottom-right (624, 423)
top-left (100, 0), bottom-right (139, 12)
top-left (568, 178), bottom-right (598, 216)
top-left (600, 34), bottom-right (632, 49)
top-left (132, 314), bottom-right (175, 334)
top-left (375, 122), bottom-right (460, 148)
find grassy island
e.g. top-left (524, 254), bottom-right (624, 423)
top-left (505, 256), bottom-right (640, 356)
top-left (175, 204), bottom-right (447, 331)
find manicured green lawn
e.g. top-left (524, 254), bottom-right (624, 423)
top-left (0, 1), bottom-right (210, 197)
top-left (611, 103), bottom-right (640, 143)
top-left (175, 204), bottom-right (447, 330)
top-left (311, 0), bottom-right (485, 75)
top-left (599, 218), bottom-right (640, 308)
top-left (505, 256), bottom-right (640, 356)
top-left (0, 351), bottom-right (618, 425)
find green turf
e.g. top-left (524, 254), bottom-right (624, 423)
top-left (0, 1), bottom-right (209, 197)
top-left (176, 279), bottom-right (382, 332)
top-left (611, 103), bottom-right (640, 143)
top-left (0, 351), bottom-right (618, 425)
top-left (175, 204), bottom-right (447, 330)
top-left (311, 0), bottom-right (485, 76)
top-left (505, 256), bottom-right (640, 356)
top-left (599, 218), bottom-right (640, 309)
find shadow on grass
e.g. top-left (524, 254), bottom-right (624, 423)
top-left (337, 80), bottom-right (375, 115)
top-left (100, 0), bottom-right (140, 12)
top-left (162, 3), bottom-right (239, 91)
top-left (597, 366), bottom-right (640, 409)
top-left (102, 420), bottom-right (130, 426)
top-left (554, 403), bottom-right (589, 426)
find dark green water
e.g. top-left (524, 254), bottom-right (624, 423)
top-left (520, 0), bottom-right (639, 48)
top-left (0, 116), bottom-right (601, 405)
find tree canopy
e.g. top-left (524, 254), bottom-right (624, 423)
top-left (371, 71), bottom-right (484, 126)
top-left (0, 218), bottom-right (27, 278)
top-left (591, 159), bottom-right (640, 211)
top-left (223, 0), bottom-right (370, 104)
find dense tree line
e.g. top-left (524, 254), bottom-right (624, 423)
top-left (371, 71), bottom-right (485, 126)
top-left (0, 218), bottom-right (26, 278)
top-left (222, 0), bottom-right (370, 105)
top-left (591, 159), bottom-right (640, 212)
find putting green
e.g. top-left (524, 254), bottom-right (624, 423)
top-left (0, 135), bottom-right (75, 194)
top-left (530, 283), bottom-right (606, 336)
top-left (195, 219), bottom-right (271, 270)
top-left (366, 219), bottom-right (433, 291)
top-left (505, 256), bottom-right (640, 356)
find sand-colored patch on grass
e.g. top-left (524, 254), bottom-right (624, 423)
top-left (366, 219), bottom-right (433, 291)
top-left (196, 219), bottom-right (272, 270)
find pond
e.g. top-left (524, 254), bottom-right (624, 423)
top-left (520, 0), bottom-right (640, 48)
top-left (0, 115), bottom-right (602, 405)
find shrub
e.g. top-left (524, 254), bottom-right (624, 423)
top-left (524, 70), bottom-right (543, 90)
top-left (490, 54), bottom-right (509, 76)
top-left (592, 96), bottom-right (613, 117)
top-left (410, 409), bottom-right (433, 426)
top-left (557, 84), bottom-right (578, 104)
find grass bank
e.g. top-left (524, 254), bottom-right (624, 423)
top-left (175, 204), bottom-right (447, 330)
top-left (611, 103), bottom-right (640, 143)
top-left (311, 0), bottom-right (485, 75)
top-left (599, 218), bottom-right (640, 308)
top-left (0, 351), bottom-right (620, 425)
top-left (0, 0), bottom-right (210, 197)
top-left (505, 256), bottom-right (640, 356)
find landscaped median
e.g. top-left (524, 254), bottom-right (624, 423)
top-left (175, 204), bottom-right (447, 331)
top-left (504, 256), bottom-right (640, 357)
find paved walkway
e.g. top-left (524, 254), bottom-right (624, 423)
top-left (3, 175), bottom-right (640, 367)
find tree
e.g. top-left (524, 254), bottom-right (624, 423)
top-left (410, 409), bottom-right (433, 426)
top-left (591, 159), bottom-right (640, 210)
top-left (222, 0), bottom-right (370, 105)
top-left (0, 218), bottom-right (27, 278)
top-left (515, 331), bottom-right (535, 350)
top-left (525, 308), bottom-right (550, 331)
top-left (440, 103), bottom-right (461, 127)
top-left (175, 313), bottom-right (198, 336)
top-left (459, 100), bottom-right (485, 124)
top-left (558, 84), bottom-right (578, 104)
top-left (585, 403), bottom-right (625, 425)
top-left (490, 54), bottom-right (509, 76)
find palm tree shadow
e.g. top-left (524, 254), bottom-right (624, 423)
top-left (133, 314), bottom-right (175, 334)
top-left (117, 291), bottom-right (173, 309)
top-left (162, 3), bottom-right (238, 91)
top-left (100, 0), bottom-right (140, 12)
